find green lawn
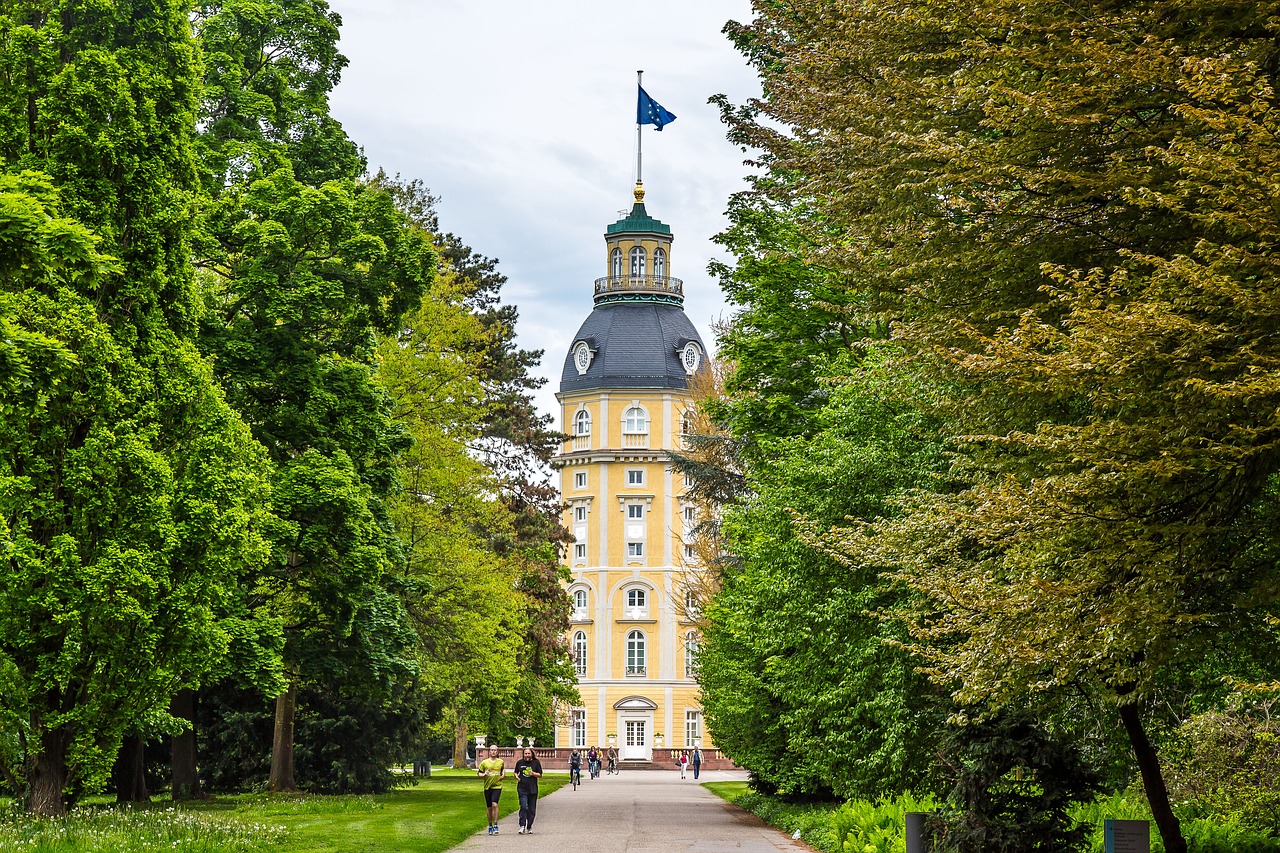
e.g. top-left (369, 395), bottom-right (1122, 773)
top-left (0, 769), bottom-right (569, 853)
top-left (701, 780), bottom-right (749, 803)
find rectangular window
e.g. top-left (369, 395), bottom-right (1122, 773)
top-left (685, 710), bottom-right (701, 745)
top-left (684, 506), bottom-right (696, 523)
top-left (626, 469), bottom-right (644, 486)
top-left (684, 544), bottom-right (696, 560)
top-left (574, 543), bottom-right (587, 560)
top-left (627, 504), bottom-right (643, 520)
top-left (571, 709), bottom-right (587, 748)
top-left (627, 543), bottom-right (643, 557)
top-left (574, 471), bottom-right (587, 489)
top-left (575, 506), bottom-right (587, 522)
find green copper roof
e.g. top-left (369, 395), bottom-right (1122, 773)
top-left (606, 202), bottom-right (671, 235)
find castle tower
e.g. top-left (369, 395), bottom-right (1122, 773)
top-left (553, 183), bottom-right (711, 761)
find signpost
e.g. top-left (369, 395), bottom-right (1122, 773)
top-left (1104, 820), bottom-right (1150, 853)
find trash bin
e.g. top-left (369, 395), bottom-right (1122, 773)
top-left (413, 760), bottom-right (431, 777)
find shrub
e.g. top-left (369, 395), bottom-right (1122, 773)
top-left (831, 792), bottom-right (938, 853)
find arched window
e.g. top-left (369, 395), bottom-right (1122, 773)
top-left (611, 247), bottom-right (623, 278)
top-left (653, 248), bottom-right (666, 279)
top-left (630, 247), bottom-right (646, 277)
top-left (573, 630), bottom-right (588, 677)
top-left (574, 588), bottom-right (588, 613)
top-left (626, 587), bottom-right (647, 611)
top-left (685, 631), bottom-right (699, 678)
top-left (574, 409), bottom-right (591, 436)
top-left (626, 630), bottom-right (646, 676)
top-left (623, 406), bottom-right (648, 434)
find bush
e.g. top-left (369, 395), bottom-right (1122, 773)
top-left (831, 792), bottom-right (938, 853)
top-left (1074, 792), bottom-right (1280, 853)
top-left (929, 712), bottom-right (1102, 853)
top-left (1163, 697), bottom-right (1280, 835)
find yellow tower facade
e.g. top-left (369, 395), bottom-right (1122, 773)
top-left (552, 184), bottom-right (711, 762)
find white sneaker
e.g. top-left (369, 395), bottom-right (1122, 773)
top-left (518, 828), bottom-right (525, 834)
top-left (526, 829), bottom-right (533, 834)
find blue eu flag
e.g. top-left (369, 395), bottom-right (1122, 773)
top-left (637, 86), bottom-right (677, 130)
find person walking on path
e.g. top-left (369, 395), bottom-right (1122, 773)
top-left (514, 748), bottom-right (543, 834)
top-left (691, 747), bottom-right (702, 780)
top-left (677, 751), bottom-right (689, 779)
top-left (477, 746), bottom-right (505, 835)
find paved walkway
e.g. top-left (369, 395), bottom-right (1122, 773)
top-left (452, 770), bottom-right (809, 853)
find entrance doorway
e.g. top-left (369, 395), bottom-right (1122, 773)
top-left (623, 719), bottom-right (647, 760)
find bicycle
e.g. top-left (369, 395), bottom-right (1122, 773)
top-left (570, 765), bottom-right (582, 790)
top-left (589, 759), bottom-right (600, 779)
top-left (605, 757), bottom-right (618, 775)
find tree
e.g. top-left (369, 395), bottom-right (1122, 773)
top-left (0, 2), bottom-right (272, 814)
top-left (195, 167), bottom-right (433, 792)
top-left (723, 3), bottom-right (1280, 849)
top-left (374, 173), bottom-right (575, 752)
top-left (697, 355), bottom-right (947, 800)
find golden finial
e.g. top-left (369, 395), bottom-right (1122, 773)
top-left (633, 182), bottom-right (645, 204)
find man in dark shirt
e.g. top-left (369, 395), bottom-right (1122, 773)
top-left (513, 747), bottom-right (543, 834)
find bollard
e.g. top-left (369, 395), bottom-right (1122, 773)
top-left (905, 812), bottom-right (929, 853)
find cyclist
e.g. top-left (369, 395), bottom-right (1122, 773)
top-left (605, 746), bottom-right (618, 774)
top-left (568, 750), bottom-right (582, 788)
top-left (587, 746), bottom-right (600, 779)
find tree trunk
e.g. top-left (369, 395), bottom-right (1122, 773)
top-left (113, 733), bottom-right (151, 803)
top-left (1118, 700), bottom-right (1186, 853)
top-left (267, 681), bottom-right (298, 792)
top-left (28, 727), bottom-right (70, 816)
top-left (453, 716), bottom-right (469, 769)
top-left (171, 688), bottom-right (206, 800)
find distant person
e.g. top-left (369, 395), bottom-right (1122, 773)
top-left (606, 745), bottom-right (618, 773)
top-left (477, 746), bottom-right (505, 835)
top-left (678, 750), bottom-right (689, 779)
top-left (513, 747), bottom-right (543, 834)
top-left (588, 745), bottom-right (601, 778)
top-left (692, 746), bottom-right (702, 780)
top-left (569, 749), bottom-right (582, 787)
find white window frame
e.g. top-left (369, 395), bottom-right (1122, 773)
top-left (574, 588), bottom-right (588, 612)
top-left (627, 504), bottom-right (644, 520)
top-left (573, 630), bottom-right (588, 677)
top-left (574, 543), bottom-right (587, 560)
top-left (685, 631), bottom-right (699, 678)
top-left (630, 246), bottom-right (646, 277)
top-left (685, 709), bottom-right (701, 744)
top-left (627, 542), bottom-right (644, 557)
top-left (626, 630), bottom-right (647, 676)
top-left (626, 469), bottom-right (645, 486)
top-left (574, 471), bottom-right (587, 489)
top-left (654, 247), bottom-right (666, 279)
top-left (571, 708), bottom-right (587, 748)
top-left (574, 409), bottom-right (591, 436)
top-left (623, 406), bottom-right (648, 434)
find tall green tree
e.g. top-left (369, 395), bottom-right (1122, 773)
top-left (0, 1), bottom-right (271, 815)
top-left (724, 3), bottom-right (1280, 849)
top-left (195, 166), bottom-right (434, 791)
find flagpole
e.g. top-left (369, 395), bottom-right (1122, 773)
top-left (635, 69), bottom-right (643, 186)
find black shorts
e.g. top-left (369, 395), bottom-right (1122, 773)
top-left (484, 788), bottom-right (502, 806)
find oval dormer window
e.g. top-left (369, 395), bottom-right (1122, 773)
top-left (574, 341), bottom-right (593, 374)
top-left (680, 341), bottom-right (702, 376)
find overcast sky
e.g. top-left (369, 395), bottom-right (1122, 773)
top-left (325, 0), bottom-right (761, 422)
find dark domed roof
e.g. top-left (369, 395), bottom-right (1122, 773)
top-left (560, 302), bottom-right (707, 394)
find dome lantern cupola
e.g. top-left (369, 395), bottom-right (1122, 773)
top-left (561, 185), bottom-right (706, 395)
top-left (596, 182), bottom-right (682, 307)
